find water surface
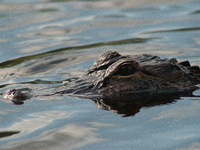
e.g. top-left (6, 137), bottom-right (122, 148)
top-left (0, 0), bottom-right (200, 150)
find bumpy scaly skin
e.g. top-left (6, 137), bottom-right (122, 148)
top-left (2, 51), bottom-right (200, 104)
top-left (88, 51), bottom-right (200, 96)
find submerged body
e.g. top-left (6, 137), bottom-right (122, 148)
top-left (2, 51), bottom-right (200, 104)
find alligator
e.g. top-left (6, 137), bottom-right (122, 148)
top-left (2, 51), bottom-right (200, 114)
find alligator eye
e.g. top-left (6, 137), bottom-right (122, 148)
top-left (115, 64), bottom-right (136, 76)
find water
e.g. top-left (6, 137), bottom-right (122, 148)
top-left (0, 0), bottom-right (200, 149)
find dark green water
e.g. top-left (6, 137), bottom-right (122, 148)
top-left (0, 0), bottom-right (200, 149)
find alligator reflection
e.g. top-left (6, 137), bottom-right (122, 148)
top-left (93, 91), bottom-right (195, 117)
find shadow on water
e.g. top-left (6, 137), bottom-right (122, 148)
top-left (93, 90), bottom-right (197, 117)
top-left (0, 37), bottom-right (156, 69)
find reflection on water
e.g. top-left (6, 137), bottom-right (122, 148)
top-left (0, 131), bottom-right (20, 139)
top-left (143, 27), bottom-right (200, 34)
top-left (1, 120), bottom-right (106, 150)
top-left (0, 37), bottom-right (155, 68)
top-left (150, 105), bottom-right (199, 121)
top-left (1, 0), bottom-right (200, 150)
top-left (93, 91), bottom-right (198, 117)
top-left (177, 143), bottom-right (200, 150)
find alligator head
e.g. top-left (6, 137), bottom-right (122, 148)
top-left (80, 51), bottom-right (200, 97)
top-left (2, 51), bottom-right (200, 105)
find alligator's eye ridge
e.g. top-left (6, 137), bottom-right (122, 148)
top-left (115, 64), bottom-right (137, 76)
